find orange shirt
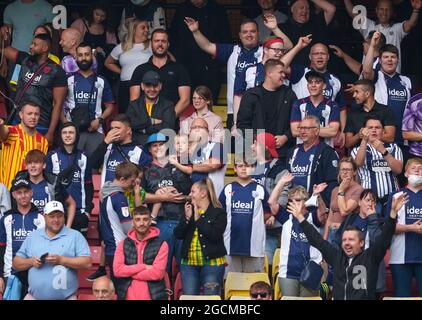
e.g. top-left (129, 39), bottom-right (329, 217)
top-left (0, 124), bottom-right (48, 189)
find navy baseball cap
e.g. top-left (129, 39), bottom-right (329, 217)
top-left (11, 178), bottom-right (31, 192)
top-left (142, 71), bottom-right (161, 85)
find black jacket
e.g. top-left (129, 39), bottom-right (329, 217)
top-left (174, 205), bottom-right (227, 260)
top-left (237, 85), bottom-right (297, 157)
top-left (301, 216), bottom-right (397, 300)
top-left (126, 95), bottom-right (175, 145)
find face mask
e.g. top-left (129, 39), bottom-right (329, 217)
top-left (77, 60), bottom-right (93, 71)
top-left (408, 175), bottom-right (422, 187)
top-left (131, 0), bottom-right (147, 5)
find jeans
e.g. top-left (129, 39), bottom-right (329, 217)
top-left (390, 264), bottom-right (422, 297)
top-left (265, 231), bottom-right (280, 267)
top-left (180, 264), bottom-right (225, 296)
top-left (157, 219), bottom-right (183, 274)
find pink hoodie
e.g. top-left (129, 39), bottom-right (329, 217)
top-left (113, 227), bottom-right (169, 300)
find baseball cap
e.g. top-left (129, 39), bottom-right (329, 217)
top-left (256, 132), bottom-right (279, 158)
top-left (44, 201), bottom-right (65, 215)
top-left (11, 178), bottom-right (31, 192)
top-left (305, 70), bottom-right (325, 82)
top-left (145, 132), bottom-right (167, 146)
top-left (142, 71), bottom-right (161, 85)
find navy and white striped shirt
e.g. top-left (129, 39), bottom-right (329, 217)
top-left (351, 143), bottom-right (402, 199)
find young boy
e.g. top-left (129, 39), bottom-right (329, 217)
top-left (219, 156), bottom-right (279, 273)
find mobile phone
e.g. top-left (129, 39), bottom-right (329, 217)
top-left (40, 252), bottom-right (49, 264)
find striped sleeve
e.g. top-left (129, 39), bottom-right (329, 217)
top-left (4, 126), bottom-right (19, 144)
top-left (392, 144), bottom-right (403, 161)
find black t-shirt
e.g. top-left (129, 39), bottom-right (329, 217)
top-left (344, 102), bottom-right (396, 135)
top-left (261, 87), bottom-right (280, 134)
top-left (130, 57), bottom-right (191, 105)
top-left (15, 52), bottom-right (67, 128)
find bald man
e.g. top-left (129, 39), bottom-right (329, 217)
top-left (60, 28), bottom-right (97, 75)
top-left (92, 276), bottom-right (115, 300)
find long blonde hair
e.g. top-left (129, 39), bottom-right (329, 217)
top-left (122, 19), bottom-right (149, 52)
top-left (195, 178), bottom-right (222, 209)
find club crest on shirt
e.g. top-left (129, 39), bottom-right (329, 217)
top-left (252, 190), bottom-right (259, 198)
top-left (332, 160), bottom-right (338, 168)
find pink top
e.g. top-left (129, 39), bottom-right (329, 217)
top-left (71, 18), bottom-right (117, 45)
top-left (180, 110), bottom-right (224, 143)
top-left (328, 183), bottom-right (364, 225)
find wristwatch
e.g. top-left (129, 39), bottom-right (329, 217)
top-left (382, 150), bottom-right (389, 157)
top-left (98, 117), bottom-right (104, 125)
top-left (337, 192), bottom-right (345, 196)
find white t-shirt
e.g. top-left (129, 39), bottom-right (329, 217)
top-left (110, 43), bottom-right (152, 81)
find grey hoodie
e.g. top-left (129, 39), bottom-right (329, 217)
top-left (100, 181), bottom-right (124, 203)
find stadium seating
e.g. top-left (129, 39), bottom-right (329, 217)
top-left (224, 272), bottom-right (270, 300)
top-left (272, 248), bottom-right (280, 285)
top-left (274, 276), bottom-right (281, 300)
top-left (230, 295), bottom-right (251, 300)
top-left (89, 246), bottom-right (102, 265)
top-left (78, 293), bottom-right (97, 300)
top-left (264, 255), bottom-right (269, 275)
top-left (281, 296), bottom-right (322, 300)
top-left (179, 295), bottom-right (221, 300)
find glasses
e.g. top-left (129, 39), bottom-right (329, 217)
top-left (340, 168), bottom-right (354, 173)
top-left (298, 126), bottom-right (317, 131)
top-left (190, 125), bottom-right (208, 130)
top-left (268, 47), bottom-right (287, 54)
top-left (192, 96), bottom-right (205, 101)
top-left (250, 292), bottom-right (268, 299)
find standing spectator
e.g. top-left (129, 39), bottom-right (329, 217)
top-left (249, 281), bottom-right (273, 300)
top-left (118, 0), bottom-right (166, 42)
top-left (126, 71), bottom-right (176, 145)
top-left (114, 206), bottom-right (168, 300)
top-left (268, 182), bottom-right (327, 297)
top-left (0, 34), bottom-right (67, 143)
top-left (277, 0), bottom-right (336, 66)
top-left (351, 116), bottom-right (403, 206)
top-left (90, 114), bottom-right (152, 186)
top-left (324, 157), bottom-right (363, 242)
top-left (174, 178), bottom-right (227, 296)
top-left (46, 123), bottom-right (94, 238)
top-left (99, 162), bottom-right (139, 287)
top-left (92, 276), bottom-right (115, 300)
top-left (237, 59), bottom-right (296, 161)
top-left (344, 0), bottom-right (421, 73)
top-left (64, 43), bottom-right (115, 157)
top-left (130, 29), bottom-right (191, 117)
top-left (1, 0), bottom-right (53, 52)
top-left (168, 0), bottom-right (231, 99)
top-left (386, 158), bottom-right (422, 297)
top-left (180, 86), bottom-right (224, 144)
top-left (287, 115), bottom-right (339, 206)
top-left (363, 32), bottom-right (412, 147)
top-left (288, 191), bottom-right (408, 300)
top-left (344, 79), bottom-right (396, 149)
top-left (71, 1), bottom-right (118, 75)
top-left (219, 157), bottom-right (278, 273)
top-left (0, 178), bottom-right (44, 298)
top-left (290, 70), bottom-right (341, 148)
top-left (255, 0), bottom-right (288, 43)
top-left (13, 201), bottom-right (92, 300)
top-left (402, 93), bottom-right (422, 159)
top-left (184, 17), bottom-right (263, 132)
top-left (105, 19), bottom-right (152, 113)
top-left (0, 102), bottom-right (48, 189)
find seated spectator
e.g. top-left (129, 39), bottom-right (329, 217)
top-left (362, 32), bottom-right (412, 148)
top-left (402, 93), bottom-right (422, 159)
top-left (344, 79), bottom-right (396, 149)
top-left (13, 201), bottom-right (92, 300)
top-left (46, 123), bottom-right (94, 238)
top-left (180, 86), bottom-right (224, 143)
top-left (288, 191), bottom-right (408, 300)
top-left (174, 178), bottom-right (227, 296)
top-left (114, 206), bottom-right (168, 300)
top-left (268, 183), bottom-right (327, 297)
top-left (250, 281), bottom-right (273, 300)
top-left (219, 157), bottom-right (279, 273)
top-left (0, 178), bottom-right (45, 299)
top-left (344, 0), bottom-right (421, 73)
top-left (324, 157), bottom-right (363, 242)
top-left (126, 71), bottom-right (176, 145)
top-left (386, 158), bottom-right (422, 297)
top-left (118, 0), bottom-right (166, 42)
top-left (0, 102), bottom-right (48, 189)
top-left (287, 115), bottom-right (339, 206)
top-left (92, 276), bottom-right (115, 300)
top-left (0, 183), bottom-right (11, 217)
top-left (290, 70), bottom-right (340, 148)
top-left (106, 19), bottom-right (152, 114)
top-left (255, 0), bottom-right (288, 43)
top-left (351, 115), bottom-right (403, 206)
top-left (237, 59), bottom-right (296, 161)
top-left (188, 118), bottom-right (226, 197)
top-left (63, 42), bottom-right (115, 157)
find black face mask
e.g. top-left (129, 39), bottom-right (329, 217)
top-left (77, 60), bottom-right (93, 71)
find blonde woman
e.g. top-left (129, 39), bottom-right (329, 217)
top-left (105, 19), bottom-right (152, 113)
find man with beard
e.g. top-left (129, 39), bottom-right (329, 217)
top-left (63, 43), bottom-right (115, 157)
top-left (126, 71), bottom-right (175, 145)
top-left (130, 29), bottom-right (190, 117)
top-left (0, 33), bottom-right (67, 145)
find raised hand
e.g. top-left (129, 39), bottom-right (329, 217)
top-left (184, 201), bottom-right (193, 221)
top-left (313, 182), bottom-right (328, 195)
top-left (411, 219), bottom-right (422, 234)
top-left (339, 177), bottom-right (352, 193)
top-left (329, 45), bottom-right (344, 58)
top-left (169, 154), bottom-right (179, 166)
top-left (287, 200), bottom-right (305, 222)
top-left (344, 83), bottom-right (355, 93)
top-left (391, 192), bottom-right (409, 215)
top-left (371, 139), bottom-right (386, 154)
top-left (279, 172), bottom-right (294, 185)
top-left (297, 34), bottom-right (312, 49)
top-left (263, 13), bottom-right (278, 30)
top-left (184, 17), bottom-right (199, 33)
top-left (370, 31), bottom-right (381, 47)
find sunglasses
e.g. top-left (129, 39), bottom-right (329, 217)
top-left (250, 292), bottom-right (268, 298)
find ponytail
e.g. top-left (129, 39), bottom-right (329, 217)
top-left (195, 178), bottom-right (222, 209)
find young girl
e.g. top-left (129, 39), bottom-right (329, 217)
top-left (169, 134), bottom-right (193, 175)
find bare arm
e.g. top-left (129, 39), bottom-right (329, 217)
top-left (0, 119), bottom-right (10, 142)
top-left (281, 35), bottom-right (312, 69)
top-left (65, 195), bottom-right (76, 228)
top-left (354, 139), bottom-right (368, 167)
top-left (174, 86), bottom-right (191, 117)
top-left (104, 55), bottom-right (122, 74)
top-left (362, 32), bottom-right (381, 81)
top-left (129, 85), bottom-right (141, 101)
top-left (395, 221), bottom-right (422, 234)
top-left (319, 122), bottom-right (340, 138)
top-left (403, 130), bottom-right (422, 142)
top-left (343, 0), bottom-right (357, 18)
top-left (262, 14), bottom-right (293, 49)
top-left (192, 157), bottom-right (222, 173)
top-left (13, 256), bottom-right (39, 271)
top-left (403, 0), bottom-right (421, 33)
top-left (47, 86), bottom-right (67, 144)
top-left (290, 121), bottom-right (300, 137)
top-left (184, 17), bottom-right (216, 56)
top-left (233, 94), bottom-right (242, 128)
top-left (312, 0), bottom-right (336, 25)
top-left (345, 132), bottom-right (361, 149)
top-left (329, 45), bottom-right (362, 75)
top-left (46, 255), bottom-right (92, 270)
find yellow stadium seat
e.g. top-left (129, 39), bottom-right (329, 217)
top-left (272, 248), bottom-right (280, 285)
top-left (224, 272), bottom-right (270, 300)
top-left (274, 276), bottom-right (281, 300)
top-left (264, 255), bottom-right (269, 275)
top-left (179, 295), bottom-right (221, 300)
top-left (281, 296), bottom-right (322, 300)
top-left (230, 296), bottom-right (251, 300)
top-left (382, 297), bottom-right (422, 300)
top-left (217, 84), bottom-right (227, 105)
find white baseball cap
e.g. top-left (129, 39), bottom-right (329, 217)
top-left (44, 201), bottom-right (65, 215)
